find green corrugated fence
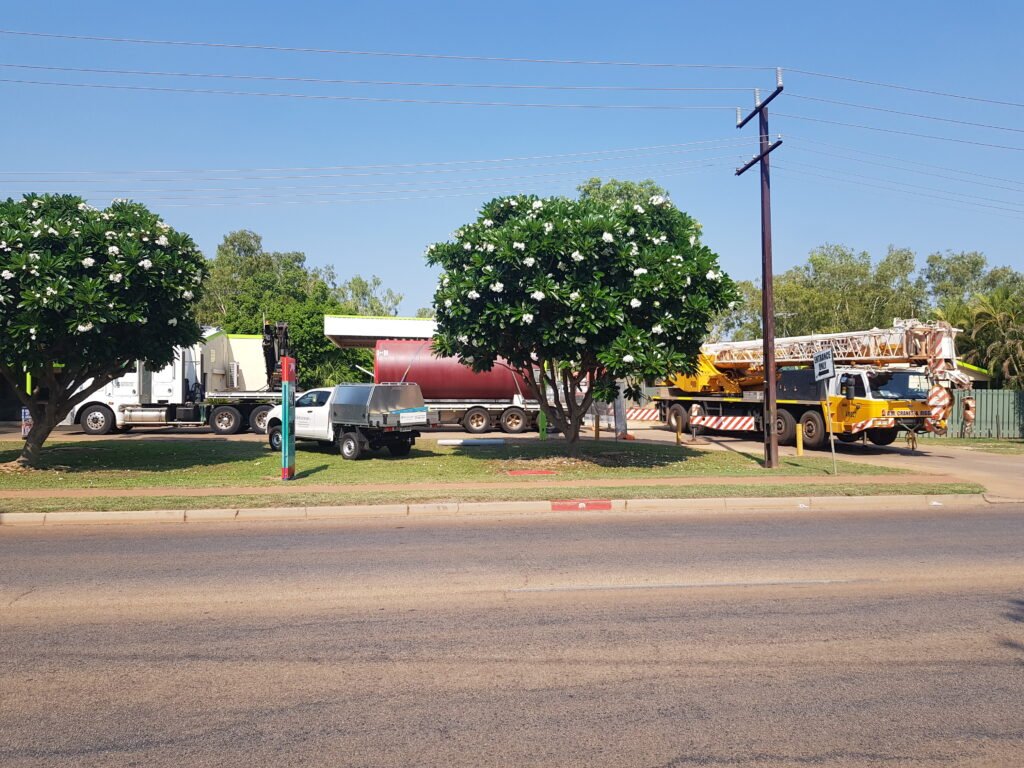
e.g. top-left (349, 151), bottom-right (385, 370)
top-left (935, 389), bottom-right (1024, 439)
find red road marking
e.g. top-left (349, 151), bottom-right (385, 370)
top-left (550, 500), bottom-right (613, 511)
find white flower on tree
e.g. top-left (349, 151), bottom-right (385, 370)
top-left (543, 222), bottom-right (553, 234)
top-left (108, 273), bottom-right (123, 283)
top-left (530, 290), bottom-right (545, 301)
top-left (575, 336), bottom-right (587, 345)
top-left (156, 235), bottom-right (169, 246)
top-left (633, 267), bottom-right (648, 276)
top-left (513, 242), bottom-right (526, 251)
top-left (108, 245), bottom-right (120, 256)
top-left (463, 243), bottom-right (472, 251)
top-left (569, 291), bottom-right (580, 301)
top-left (521, 313), bottom-right (534, 324)
top-left (182, 290), bottom-right (193, 300)
top-left (532, 200), bottom-right (543, 210)
top-left (467, 290), bottom-right (480, 299)
top-left (482, 219), bottom-right (493, 228)
top-left (634, 205), bottom-right (645, 213)
top-left (649, 195), bottom-right (666, 206)
top-left (630, 298), bottom-right (642, 308)
top-left (1, 269), bottom-right (13, 280)
top-left (490, 282), bottom-right (504, 293)
top-left (138, 259), bottom-right (153, 270)
top-left (81, 257), bottom-right (95, 267)
top-left (652, 324), bottom-right (664, 334)
top-left (571, 251), bottom-right (583, 262)
top-left (167, 318), bottom-right (177, 326)
top-left (602, 232), bottom-right (614, 243)
top-left (622, 354), bottom-right (635, 363)
top-left (523, 256), bottom-right (536, 267)
top-left (77, 322), bottom-right (94, 333)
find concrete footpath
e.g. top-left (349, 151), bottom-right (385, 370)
top-left (0, 493), bottom-right (995, 526)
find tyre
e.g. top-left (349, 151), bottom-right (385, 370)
top-left (775, 410), bottom-right (797, 446)
top-left (210, 405), bottom-right (243, 435)
top-left (836, 432), bottom-right (860, 444)
top-left (867, 427), bottom-right (899, 446)
top-left (268, 425), bottom-right (283, 451)
top-left (500, 407), bottom-right (528, 434)
top-left (80, 405), bottom-right (116, 436)
top-left (666, 404), bottom-right (689, 434)
top-left (388, 441), bottom-right (412, 457)
top-left (248, 405), bottom-right (272, 435)
top-left (339, 432), bottom-right (363, 460)
top-left (462, 407), bottom-right (491, 434)
top-left (799, 410), bottom-right (828, 450)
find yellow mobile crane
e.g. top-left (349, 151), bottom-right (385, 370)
top-left (653, 319), bottom-right (970, 449)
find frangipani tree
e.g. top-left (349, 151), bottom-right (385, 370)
top-left (426, 190), bottom-right (737, 447)
top-left (0, 194), bottom-right (205, 467)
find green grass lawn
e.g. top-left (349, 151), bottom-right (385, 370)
top-left (0, 482), bottom-right (984, 515)
top-left (0, 438), bottom-right (903, 491)
top-left (918, 437), bottom-right (1024, 455)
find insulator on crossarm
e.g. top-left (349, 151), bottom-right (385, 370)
top-left (776, 67), bottom-right (784, 88)
top-left (754, 88), bottom-right (761, 107)
top-left (736, 107), bottom-right (742, 126)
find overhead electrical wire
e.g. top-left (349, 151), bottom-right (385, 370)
top-left (775, 113), bottom-right (1024, 152)
top-left (0, 77), bottom-right (740, 110)
top-left (787, 68), bottom-right (1024, 109)
top-left (788, 93), bottom-right (1024, 134)
top-left (0, 155), bottom-right (748, 196)
top-left (0, 136), bottom-right (752, 176)
top-left (772, 163), bottom-right (1024, 218)
top-left (0, 63), bottom-right (754, 93)
top-left (0, 30), bottom-right (772, 71)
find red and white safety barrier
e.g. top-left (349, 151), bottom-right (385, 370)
top-left (691, 415), bottom-right (757, 431)
top-left (626, 407), bottom-right (661, 421)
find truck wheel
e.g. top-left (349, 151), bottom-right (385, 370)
top-left (799, 411), bottom-right (827, 450)
top-left (81, 405), bottom-right (115, 436)
top-left (867, 427), bottom-right (899, 446)
top-left (836, 432), bottom-right (860, 444)
top-left (339, 432), bottom-right (363, 460)
top-left (388, 441), bottom-right (412, 457)
top-left (462, 407), bottom-right (491, 434)
top-left (775, 410), bottom-right (797, 445)
top-left (210, 405), bottom-right (243, 435)
top-left (666, 404), bottom-right (689, 434)
top-left (500, 407), bottom-right (528, 434)
top-left (268, 425), bottom-right (283, 451)
top-left (248, 405), bottom-right (272, 435)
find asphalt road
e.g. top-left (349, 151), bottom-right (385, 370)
top-left (2, 504), bottom-right (1023, 767)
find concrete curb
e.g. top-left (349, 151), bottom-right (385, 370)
top-left (0, 493), bottom-right (996, 527)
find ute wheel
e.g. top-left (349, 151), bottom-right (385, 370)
top-left (500, 407), bottom-right (528, 434)
top-left (462, 407), bottom-right (491, 435)
top-left (210, 405), bottom-right (243, 435)
top-left (248, 405), bottom-right (272, 435)
top-left (388, 441), bottom-right (412, 458)
top-left (799, 411), bottom-right (828, 450)
top-left (775, 410), bottom-right (797, 446)
top-left (339, 432), bottom-right (363, 460)
top-left (268, 425), bottom-right (283, 451)
top-left (666, 404), bottom-right (689, 434)
top-left (81, 405), bottom-right (116, 436)
top-left (867, 427), bottom-right (899, 446)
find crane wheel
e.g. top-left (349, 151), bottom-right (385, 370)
top-left (774, 410), bottom-right (797, 446)
top-left (799, 411), bottom-right (828, 450)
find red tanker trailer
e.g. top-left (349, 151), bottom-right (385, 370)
top-left (373, 339), bottom-right (539, 433)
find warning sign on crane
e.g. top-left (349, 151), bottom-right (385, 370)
top-left (813, 349), bottom-right (835, 382)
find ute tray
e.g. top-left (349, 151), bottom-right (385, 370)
top-left (330, 383), bottom-right (432, 429)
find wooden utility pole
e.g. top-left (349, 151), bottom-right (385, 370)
top-left (736, 70), bottom-right (784, 468)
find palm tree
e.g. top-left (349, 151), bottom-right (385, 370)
top-left (971, 287), bottom-right (1024, 389)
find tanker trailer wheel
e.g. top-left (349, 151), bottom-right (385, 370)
top-left (268, 425), bottom-right (283, 452)
top-left (210, 405), bottom-right (242, 436)
top-left (248, 405), bottom-right (272, 435)
top-left (339, 432), bottom-right (363, 460)
top-left (666, 404), bottom-right (689, 434)
top-left (775, 410), bottom-right (797, 446)
top-left (500, 407), bottom-right (528, 434)
top-left (799, 411), bottom-right (828, 450)
top-left (81, 405), bottom-right (115, 436)
top-left (462, 407), bottom-right (491, 434)
top-left (867, 427), bottom-right (899, 446)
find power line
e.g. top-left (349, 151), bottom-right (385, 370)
top-left (0, 137), bottom-right (753, 180)
top-left (0, 155), bottom-right (747, 195)
top-left (775, 113), bottom-right (1024, 152)
top-left (788, 144), bottom-right (1024, 194)
top-left (785, 135), bottom-right (1024, 188)
top-left (0, 77), bottom-right (741, 111)
top-left (772, 163), bottom-right (1024, 218)
top-left (788, 93), bottom-right (1024, 134)
top-left (777, 158), bottom-right (1024, 209)
top-left (0, 29), bottom-right (773, 71)
top-left (788, 68), bottom-right (1024, 109)
top-left (0, 62), bottom-right (754, 93)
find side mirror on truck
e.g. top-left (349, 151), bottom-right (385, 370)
top-left (844, 380), bottom-right (856, 400)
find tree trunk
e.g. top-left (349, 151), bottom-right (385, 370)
top-left (12, 409), bottom-right (59, 468)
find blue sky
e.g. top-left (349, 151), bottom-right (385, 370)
top-left (1, 1), bottom-right (1022, 313)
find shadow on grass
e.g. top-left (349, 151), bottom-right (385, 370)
top-left (0, 439), bottom-right (270, 474)
top-left (450, 440), bottom-right (708, 470)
